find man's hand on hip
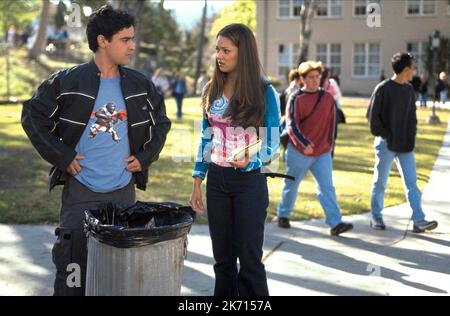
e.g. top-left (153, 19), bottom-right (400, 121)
top-left (66, 155), bottom-right (85, 175)
top-left (125, 155), bottom-right (142, 172)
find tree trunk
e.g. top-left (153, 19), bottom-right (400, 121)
top-left (194, 0), bottom-right (207, 95)
top-left (297, 0), bottom-right (316, 65)
top-left (115, 0), bottom-right (144, 70)
top-left (3, 1), bottom-right (11, 99)
top-left (118, 0), bottom-right (128, 11)
top-left (29, 0), bottom-right (50, 60)
top-left (131, 0), bottom-right (145, 70)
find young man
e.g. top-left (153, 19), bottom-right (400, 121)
top-left (276, 61), bottom-right (353, 236)
top-left (21, 5), bottom-right (171, 295)
top-left (171, 71), bottom-right (187, 118)
top-left (367, 52), bottom-right (437, 233)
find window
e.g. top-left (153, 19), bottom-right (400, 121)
top-left (293, 0), bottom-right (302, 16)
top-left (353, 0), bottom-right (382, 16)
top-left (316, 0), bottom-right (342, 17)
top-left (368, 43), bottom-right (381, 77)
top-left (330, 0), bottom-right (343, 16)
top-left (353, 43), bottom-right (366, 76)
top-left (316, 44), bottom-right (328, 65)
top-left (278, 0), bottom-right (304, 18)
top-left (406, 0), bottom-right (436, 16)
top-left (422, 0), bottom-right (436, 14)
top-left (278, 43), bottom-right (300, 79)
top-left (353, 43), bottom-right (381, 77)
top-left (407, 41), bottom-right (429, 74)
top-left (316, 43), bottom-right (342, 75)
top-left (316, 0), bottom-right (328, 16)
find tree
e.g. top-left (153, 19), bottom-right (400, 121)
top-left (210, 0), bottom-right (255, 36)
top-left (116, 0), bottom-right (145, 70)
top-left (297, 0), bottom-right (316, 64)
top-left (138, 1), bottom-right (181, 73)
top-left (76, 0), bottom-right (111, 25)
top-left (205, 0), bottom-right (255, 77)
top-left (194, 0), bottom-right (208, 95)
top-left (178, 27), bottom-right (209, 77)
top-left (29, 0), bottom-right (50, 60)
top-left (55, 0), bottom-right (67, 31)
top-left (0, 0), bottom-right (39, 42)
top-left (0, 0), bottom-right (39, 100)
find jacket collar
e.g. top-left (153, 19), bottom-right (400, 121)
top-left (87, 59), bottom-right (127, 79)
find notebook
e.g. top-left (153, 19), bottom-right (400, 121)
top-left (228, 139), bottom-right (262, 162)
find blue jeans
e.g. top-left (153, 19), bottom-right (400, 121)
top-left (440, 90), bottom-right (447, 105)
top-left (206, 164), bottom-right (269, 296)
top-left (370, 137), bottom-right (425, 222)
top-left (173, 93), bottom-right (184, 117)
top-left (419, 93), bottom-right (427, 107)
top-left (277, 142), bottom-right (342, 228)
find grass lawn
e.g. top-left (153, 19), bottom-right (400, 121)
top-left (0, 97), bottom-right (448, 224)
top-left (0, 48), bottom-right (77, 101)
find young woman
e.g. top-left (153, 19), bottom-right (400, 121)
top-left (189, 23), bottom-right (280, 296)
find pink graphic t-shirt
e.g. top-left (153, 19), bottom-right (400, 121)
top-left (208, 96), bottom-right (258, 167)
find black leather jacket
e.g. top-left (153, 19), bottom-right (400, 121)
top-left (21, 60), bottom-right (171, 191)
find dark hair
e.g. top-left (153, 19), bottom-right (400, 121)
top-left (288, 69), bottom-right (300, 83)
top-left (202, 23), bottom-right (265, 129)
top-left (391, 52), bottom-right (414, 74)
top-left (86, 5), bottom-right (135, 52)
top-left (320, 67), bottom-right (331, 87)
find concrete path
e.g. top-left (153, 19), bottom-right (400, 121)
top-left (1, 120), bottom-right (449, 296)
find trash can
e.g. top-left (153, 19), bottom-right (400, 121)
top-left (84, 201), bottom-right (195, 296)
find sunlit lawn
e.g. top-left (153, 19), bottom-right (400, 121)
top-left (1, 97), bottom-right (448, 224)
top-left (0, 48), bottom-right (76, 101)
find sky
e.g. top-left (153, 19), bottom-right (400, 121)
top-left (163, 0), bottom-right (232, 30)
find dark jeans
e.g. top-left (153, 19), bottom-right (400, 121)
top-left (52, 176), bottom-right (135, 296)
top-left (173, 93), bottom-right (184, 118)
top-left (206, 164), bottom-right (269, 296)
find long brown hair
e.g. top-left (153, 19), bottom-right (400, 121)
top-left (202, 23), bottom-right (266, 129)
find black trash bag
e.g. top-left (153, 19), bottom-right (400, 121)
top-left (84, 201), bottom-right (196, 248)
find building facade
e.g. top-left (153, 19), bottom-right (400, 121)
top-left (256, 0), bottom-right (450, 95)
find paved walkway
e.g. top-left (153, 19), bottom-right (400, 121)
top-left (1, 120), bottom-right (449, 296)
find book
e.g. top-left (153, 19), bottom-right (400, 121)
top-left (228, 139), bottom-right (262, 162)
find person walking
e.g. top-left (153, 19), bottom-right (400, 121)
top-left (367, 52), bottom-right (437, 233)
top-left (276, 61), bottom-right (353, 236)
top-left (171, 71), bottom-right (187, 118)
top-left (152, 67), bottom-right (170, 96)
